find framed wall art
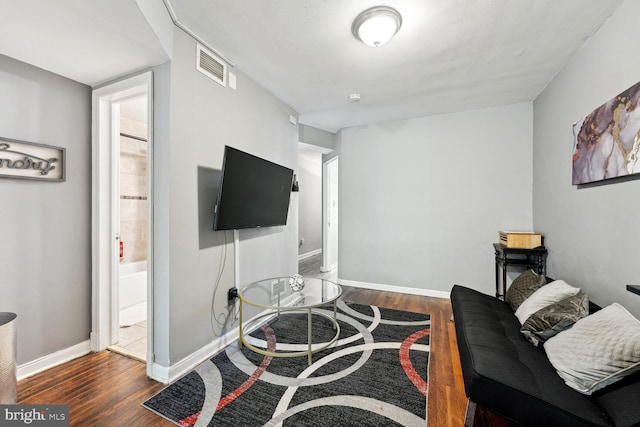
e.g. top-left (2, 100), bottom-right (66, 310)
top-left (0, 137), bottom-right (65, 182)
top-left (572, 81), bottom-right (640, 185)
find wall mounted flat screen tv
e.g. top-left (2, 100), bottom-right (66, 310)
top-left (213, 146), bottom-right (294, 230)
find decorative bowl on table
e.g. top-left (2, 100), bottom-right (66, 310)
top-left (289, 274), bottom-right (305, 291)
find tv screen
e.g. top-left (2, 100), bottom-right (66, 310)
top-left (213, 146), bottom-right (294, 230)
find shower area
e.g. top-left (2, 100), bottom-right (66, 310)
top-left (109, 95), bottom-right (148, 361)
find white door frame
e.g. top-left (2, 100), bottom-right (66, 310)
top-left (322, 156), bottom-right (338, 272)
top-left (91, 72), bottom-right (154, 372)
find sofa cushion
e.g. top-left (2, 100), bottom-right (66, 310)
top-left (545, 303), bottom-right (640, 395)
top-left (515, 280), bottom-right (581, 324)
top-left (506, 269), bottom-right (546, 311)
top-left (594, 371), bottom-right (640, 427)
top-left (520, 291), bottom-right (589, 346)
top-left (451, 285), bottom-right (613, 427)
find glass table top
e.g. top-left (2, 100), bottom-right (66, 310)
top-left (239, 276), bottom-right (342, 309)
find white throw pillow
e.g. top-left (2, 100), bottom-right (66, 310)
top-left (544, 303), bottom-right (640, 395)
top-left (514, 280), bottom-right (580, 324)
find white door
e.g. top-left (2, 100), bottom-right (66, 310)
top-left (322, 157), bottom-right (338, 271)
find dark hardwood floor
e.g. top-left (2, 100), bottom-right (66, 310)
top-left (18, 351), bottom-right (167, 427)
top-left (18, 255), bottom-right (467, 426)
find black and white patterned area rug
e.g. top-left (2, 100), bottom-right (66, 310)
top-left (143, 301), bottom-right (430, 426)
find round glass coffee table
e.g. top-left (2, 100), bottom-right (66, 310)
top-left (238, 276), bottom-right (342, 365)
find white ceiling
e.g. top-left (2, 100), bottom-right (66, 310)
top-left (0, 0), bottom-right (169, 86)
top-left (169, 0), bottom-right (622, 132)
top-left (0, 0), bottom-right (623, 133)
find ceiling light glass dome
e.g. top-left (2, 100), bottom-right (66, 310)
top-left (352, 6), bottom-right (402, 47)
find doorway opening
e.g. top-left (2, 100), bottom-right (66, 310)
top-left (297, 149), bottom-right (323, 277)
top-left (108, 95), bottom-right (149, 361)
top-left (91, 72), bottom-right (153, 369)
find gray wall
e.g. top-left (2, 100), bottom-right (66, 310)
top-left (0, 54), bottom-right (91, 364)
top-left (298, 151), bottom-right (322, 256)
top-left (338, 103), bottom-right (534, 295)
top-left (0, 26), bottom-right (300, 370)
top-left (533, 0), bottom-right (640, 317)
top-left (163, 29), bottom-right (298, 365)
top-left (299, 124), bottom-right (334, 152)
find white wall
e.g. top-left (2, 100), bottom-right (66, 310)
top-left (0, 54), bottom-right (91, 364)
top-left (533, 0), bottom-right (640, 317)
top-left (338, 103), bottom-right (534, 295)
top-left (164, 29), bottom-right (298, 365)
top-left (150, 61), bottom-right (172, 367)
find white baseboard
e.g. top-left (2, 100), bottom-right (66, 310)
top-left (320, 262), bottom-right (337, 273)
top-left (298, 248), bottom-right (321, 261)
top-left (17, 340), bottom-right (92, 380)
top-left (149, 295), bottom-right (306, 384)
top-left (338, 278), bottom-right (451, 299)
top-left (150, 328), bottom-right (240, 384)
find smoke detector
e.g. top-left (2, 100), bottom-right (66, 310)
top-left (348, 93), bottom-right (362, 103)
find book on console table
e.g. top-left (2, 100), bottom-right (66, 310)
top-left (499, 231), bottom-right (543, 249)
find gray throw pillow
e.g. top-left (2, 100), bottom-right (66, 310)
top-left (544, 303), bottom-right (640, 395)
top-left (515, 280), bottom-right (581, 324)
top-left (505, 269), bottom-right (546, 311)
top-left (520, 291), bottom-right (589, 346)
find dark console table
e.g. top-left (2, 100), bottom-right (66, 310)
top-left (494, 243), bottom-right (547, 300)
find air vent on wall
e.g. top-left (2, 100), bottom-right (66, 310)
top-left (196, 43), bottom-right (226, 87)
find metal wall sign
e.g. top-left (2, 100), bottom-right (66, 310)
top-left (0, 137), bottom-right (65, 182)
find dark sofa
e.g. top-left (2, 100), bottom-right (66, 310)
top-left (450, 284), bottom-right (640, 427)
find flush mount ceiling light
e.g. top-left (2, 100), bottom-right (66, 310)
top-left (352, 6), bottom-right (402, 47)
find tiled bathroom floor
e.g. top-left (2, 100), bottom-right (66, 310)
top-left (108, 302), bottom-right (147, 362)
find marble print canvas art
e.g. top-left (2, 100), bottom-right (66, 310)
top-left (572, 81), bottom-right (640, 185)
